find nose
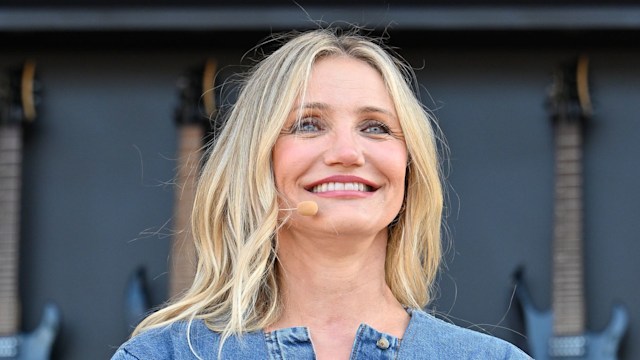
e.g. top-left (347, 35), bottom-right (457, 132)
top-left (323, 130), bottom-right (365, 167)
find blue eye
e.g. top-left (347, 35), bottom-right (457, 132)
top-left (293, 118), bottom-right (322, 133)
top-left (362, 121), bottom-right (390, 135)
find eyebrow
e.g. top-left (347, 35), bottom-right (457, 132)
top-left (290, 102), bottom-right (328, 112)
top-left (291, 102), bottom-right (397, 120)
top-left (357, 106), bottom-right (397, 120)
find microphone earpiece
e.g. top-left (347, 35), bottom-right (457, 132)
top-left (296, 201), bottom-right (319, 216)
top-left (281, 200), bottom-right (319, 216)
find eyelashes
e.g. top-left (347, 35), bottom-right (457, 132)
top-left (360, 120), bottom-right (391, 135)
top-left (292, 117), bottom-right (324, 133)
top-left (283, 117), bottom-right (398, 138)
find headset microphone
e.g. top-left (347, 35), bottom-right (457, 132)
top-left (296, 201), bottom-right (319, 216)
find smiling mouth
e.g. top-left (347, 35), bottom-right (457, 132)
top-left (309, 182), bottom-right (375, 193)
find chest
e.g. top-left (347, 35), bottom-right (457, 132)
top-left (264, 323), bottom-right (401, 360)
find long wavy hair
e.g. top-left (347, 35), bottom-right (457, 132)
top-left (133, 27), bottom-right (444, 346)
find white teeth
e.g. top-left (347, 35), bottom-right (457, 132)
top-left (311, 182), bottom-right (371, 193)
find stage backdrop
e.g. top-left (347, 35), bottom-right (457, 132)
top-left (1, 3), bottom-right (638, 359)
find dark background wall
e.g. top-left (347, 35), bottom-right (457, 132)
top-left (2, 2), bottom-right (639, 359)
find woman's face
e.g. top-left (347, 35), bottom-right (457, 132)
top-left (272, 56), bottom-right (408, 237)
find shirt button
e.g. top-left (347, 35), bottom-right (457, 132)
top-left (376, 337), bottom-right (390, 350)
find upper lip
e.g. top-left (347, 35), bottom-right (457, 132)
top-left (304, 175), bottom-right (379, 191)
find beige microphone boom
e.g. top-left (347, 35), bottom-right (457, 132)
top-left (296, 201), bottom-right (318, 216)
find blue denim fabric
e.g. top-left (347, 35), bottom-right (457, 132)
top-left (264, 326), bottom-right (316, 359)
top-left (111, 308), bottom-right (532, 359)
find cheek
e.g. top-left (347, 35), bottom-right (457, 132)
top-left (381, 145), bottom-right (408, 185)
top-left (272, 143), bottom-right (289, 192)
top-left (381, 145), bottom-right (408, 215)
top-left (272, 138), bottom-right (314, 193)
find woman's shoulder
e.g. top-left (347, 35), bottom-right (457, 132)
top-left (402, 309), bottom-right (532, 359)
top-left (110, 319), bottom-right (269, 360)
top-left (111, 320), bottom-right (210, 360)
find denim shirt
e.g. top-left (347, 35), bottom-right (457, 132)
top-left (111, 308), bottom-right (532, 359)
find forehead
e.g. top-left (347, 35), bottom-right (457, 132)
top-left (297, 56), bottom-right (396, 111)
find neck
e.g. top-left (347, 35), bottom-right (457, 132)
top-left (271, 229), bottom-right (408, 337)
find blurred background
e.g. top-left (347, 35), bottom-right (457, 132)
top-left (1, 1), bottom-right (639, 359)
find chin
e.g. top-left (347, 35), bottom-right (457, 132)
top-left (318, 215), bottom-right (390, 237)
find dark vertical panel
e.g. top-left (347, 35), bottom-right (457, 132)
top-left (584, 51), bottom-right (640, 357)
top-left (19, 50), bottom-right (211, 359)
top-left (412, 49), bottom-right (557, 349)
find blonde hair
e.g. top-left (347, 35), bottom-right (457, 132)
top-left (133, 28), bottom-right (443, 344)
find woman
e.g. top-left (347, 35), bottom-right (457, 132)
top-left (112, 28), bottom-right (531, 359)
